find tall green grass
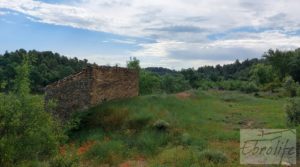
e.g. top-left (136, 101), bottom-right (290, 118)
top-left (68, 90), bottom-right (288, 166)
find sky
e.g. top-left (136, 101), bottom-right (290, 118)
top-left (0, 0), bottom-right (300, 69)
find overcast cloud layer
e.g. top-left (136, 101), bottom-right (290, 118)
top-left (0, 0), bottom-right (300, 69)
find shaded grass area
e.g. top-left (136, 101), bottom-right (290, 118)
top-left (67, 90), bottom-right (288, 166)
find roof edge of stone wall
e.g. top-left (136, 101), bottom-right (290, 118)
top-left (45, 65), bottom-right (138, 89)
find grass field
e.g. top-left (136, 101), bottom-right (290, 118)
top-left (65, 90), bottom-right (294, 166)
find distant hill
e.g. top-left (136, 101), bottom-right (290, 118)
top-left (144, 67), bottom-right (178, 75)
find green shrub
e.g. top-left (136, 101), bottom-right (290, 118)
top-left (286, 98), bottom-right (300, 126)
top-left (198, 80), bottom-right (217, 90)
top-left (283, 76), bottom-right (298, 97)
top-left (0, 58), bottom-right (63, 166)
top-left (139, 71), bottom-right (162, 95)
top-left (49, 153), bottom-right (79, 167)
top-left (217, 80), bottom-right (243, 91)
top-left (161, 74), bottom-right (191, 93)
top-left (197, 149), bottom-right (228, 164)
top-left (240, 82), bottom-right (259, 93)
top-left (250, 64), bottom-right (274, 85)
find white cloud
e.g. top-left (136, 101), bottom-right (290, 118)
top-left (132, 40), bottom-right (185, 57)
top-left (1, 0), bottom-right (300, 37)
top-left (111, 39), bottom-right (137, 44)
top-left (1, 0), bottom-right (300, 68)
top-left (132, 31), bottom-right (300, 63)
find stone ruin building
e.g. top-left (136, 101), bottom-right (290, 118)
top-left (45, 65), bottom-right (139, 120)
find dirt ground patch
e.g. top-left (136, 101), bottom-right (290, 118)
top-left (175, 92), bottom-right (193, 99)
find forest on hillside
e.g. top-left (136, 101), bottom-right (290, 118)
top-left (0, 49), bottom-right (89, 93)
top-left (2, 48), bottom-right (300, 96)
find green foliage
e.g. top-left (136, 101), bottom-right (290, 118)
top-left (0, 49), bottom-right (88, 93)
top-left (262, 81), bottom-right (281, 92)
top-left (197, 149), bottom-right (228, 164)
top-left (181, 68), bottom-right (202, 88)
top-left (139, 70), bottom-right (191, 94)
top-left (139, 70), bottom-right (162, 95)
top-left (0, 58), bottom-right (63, 166)
top-left (286, 98), bottom-right (300, 126)
top-left (264, 48), bottom-right (300, 82)
top-left (161, 74), bottom-right (191, 93)
top-left (126, 57), bottom-right (141, 72)
top-left (13, 55), bottom-right (30, 95)
top-left (240, 82), bottom-right (259, 93)
top-left (283, 76), bottom-right (298, 97)
top-left (250, 64), bottom-right (274, 85)
top-left (263, 49), bottom-right (292, 80)
top-left (217, 80), bottom-right (243, 91)
top-left (197, 80), bottom-right (217, 90)
top-left (50, 153), bottom-right (79, 167)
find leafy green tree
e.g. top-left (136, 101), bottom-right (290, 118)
top-left (263, 49), bottom-right (292, 80)
top-left (139, 71), bottom-right (162, 95)
top-left (0, 57), bottom-right (63, 166)
top-left (181, 68), bottom-right (202, 88)
top-left (161, 74), bottom-right (191, 93)
top-left (126, 57), bottom-right (141, 72)
top-left (250, 64), bottom-right (274, 85)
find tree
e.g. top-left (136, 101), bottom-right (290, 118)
top-left (250, 64), bottom-right (274, 85)
top-left (161, 74), bottom-right (191, 93)
top-left (0, 49), bottom-right (89, 93)
top-left (181, 68), bottom-right (202, 88)
top-left (139, 71), bottom-right (162, 95)
top-left (126, 57), bottom-right (141, 72)
top-left (263, 49), bottom-right (292, 80)
top-left (0, 57), bottom-right (63, 166)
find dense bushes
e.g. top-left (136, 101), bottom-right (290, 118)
top-left (0, 58), bottom-right (63, 166)
top-left (139, 71), bottom-right (162, 95)
top-left (161, 74), bottom-right (191, 93)
top-left (283, 76), bottom-right (299, 97)
top-left (127, 58), bottom-right (191, 95)
top-left (286, 98), bottom-right (300, 126)
top-left (197, 149), bottom-right (228, 164)
top-left (240, 82), bottom-right (259, 93)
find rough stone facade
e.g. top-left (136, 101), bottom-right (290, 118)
top-left (45, 65), bottom-right (139, 120)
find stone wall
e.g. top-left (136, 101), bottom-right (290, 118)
top-left (90, 66), bottom-right (139, 105)
top-left (45, 66), bottom-right (138, 120)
